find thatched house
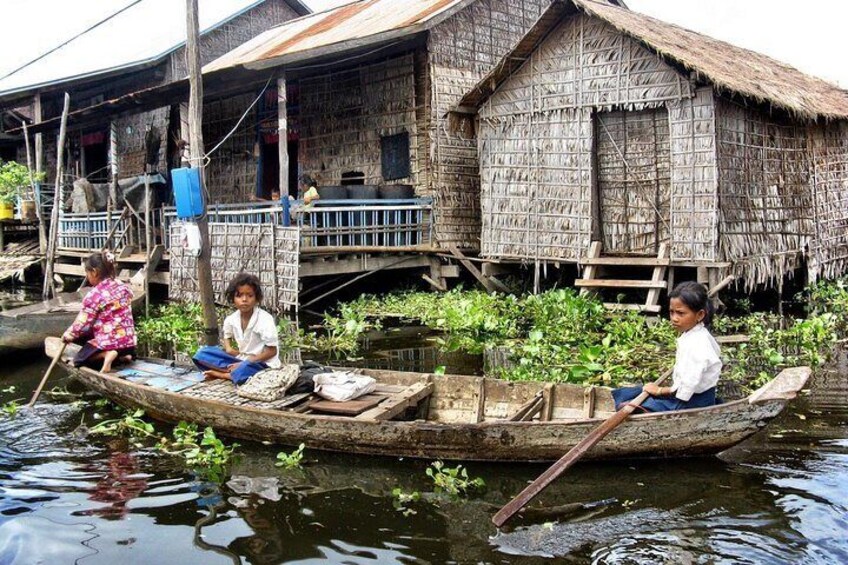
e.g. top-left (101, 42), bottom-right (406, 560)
top-left (22, 0), bottom-right (634, 250)
top-left (454, 0), bottom-right (848, 287)
top-left (0, 0), bottom-right (308, 189)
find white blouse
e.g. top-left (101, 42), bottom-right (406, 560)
top-left (222, 307), bottom-right (281, 368)
top-left (671, 323), bottom-right (722, 401)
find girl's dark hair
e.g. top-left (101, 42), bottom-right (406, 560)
top-left (225, 273), bottom-right (263, 303)
top-left (669, 281), bottom-right (714, 327)
top-left (84, 252), bottom-right (116, 280)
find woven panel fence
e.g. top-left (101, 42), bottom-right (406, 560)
top-left (169, 222), bottom-right (299, 312)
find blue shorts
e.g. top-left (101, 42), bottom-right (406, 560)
top-left (612, 385), bottom-right (716, 412)
top-left (192, 346), bottom-right (267, 385)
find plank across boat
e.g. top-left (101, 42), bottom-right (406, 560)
top-left (44, 338), bottom-right (810, 462)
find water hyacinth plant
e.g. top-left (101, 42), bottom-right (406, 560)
top-left (135, 279), bottom-right (848, 390)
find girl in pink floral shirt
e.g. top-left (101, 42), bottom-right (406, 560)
top-left (62, 252), bottom-right (136, 372)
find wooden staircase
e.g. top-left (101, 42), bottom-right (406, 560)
top-left (53, 244), bottom-right (166, 297)
top-left (576, 241), bottom-right (670, 314)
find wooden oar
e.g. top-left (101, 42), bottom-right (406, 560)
top-left (492, 367), bottom-right (673, 527)
top-left (27, 341), bottom-right (67, 408)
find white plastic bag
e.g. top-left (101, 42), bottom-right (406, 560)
top-left (183, 222), bottom-right (202, 257)
top-left (313, 372), bottom-right (376, 402)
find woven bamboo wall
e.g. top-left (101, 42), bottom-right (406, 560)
top-left (298, 54), bottom-right (418, 187)
top-left (169, 222), bottom-right (299, 312)
top-left (428, 0), bottom-right (549, 249)
top-left (715, 97), bottom-right (813, 285)
top-left (807, 121), bottom-right (848, 281)
top-left (202, 93), bottom-right (259, 203)
top-left (478, 14), bottom-right (697, 262)
top-left (116, 109), bottom-right (170, 177)
top-left (667, 87), bottom-right (719, 262)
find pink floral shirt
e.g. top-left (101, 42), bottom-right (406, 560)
top-left (68, 278), bottom-right (136, 350)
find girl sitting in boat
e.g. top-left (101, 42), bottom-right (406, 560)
top-left (193, 273), bottom-right (281, 383)
top-left (62, 251), bottom-right (136, 373)
top-left (612, 281), bottom-right (722, 412)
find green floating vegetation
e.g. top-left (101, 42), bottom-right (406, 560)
top-left (84, 401), bottom-right (239, 482)
top-left (426, 461), bottom-right (486, 497)
top-left (275, 443), bottom-right (306, 469)
top-left (136, 279), bottom-right (848, 390)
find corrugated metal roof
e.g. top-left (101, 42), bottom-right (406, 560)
top-left (0, 0), bottom-right (310, 99)
top-left (205, 0), bottom-right (471, 72)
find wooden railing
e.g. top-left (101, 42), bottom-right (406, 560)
top-left (58, 198), bottom-right (434, 254)
top-left (162, 198), bottom-right (434, 253)
top-left (57, 208), bottom-right (162, 252)
top-left (295, 198), bottom-right (433, 252)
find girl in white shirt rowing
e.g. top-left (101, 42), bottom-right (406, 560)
top-left (612, 281), bottom-right (722, 412)
top-left (192, 273), bottom-right (281, 384)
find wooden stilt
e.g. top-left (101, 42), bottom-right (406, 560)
top-left (42, 93), bottom-right (70, 300)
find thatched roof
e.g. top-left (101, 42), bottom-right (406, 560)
top-left (457, 0), bottom-right (848, 121)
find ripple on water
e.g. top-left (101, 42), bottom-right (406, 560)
top-left (0, 515), bottom-right (99, 564)
top-left (0, 403), bottom-right (100, 463)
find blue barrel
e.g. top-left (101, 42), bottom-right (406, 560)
top-left (172, 167), bottom-right (204, 219)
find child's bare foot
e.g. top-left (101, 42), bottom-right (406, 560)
top-left (119, 354), bottom-right (133, 364)
top-left (203, 369), bottom-right (232, 381)
top-left (101, 350), bottom-right (119, 373)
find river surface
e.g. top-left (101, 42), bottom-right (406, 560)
top-left (0, 327), bottom-right (846, 563)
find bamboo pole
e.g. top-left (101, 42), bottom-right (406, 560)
top-left (108, 121), bottom-right (118, 246)
top-left (42, 93), bottom-right (70, 300)
top-left (22, 122), bottom-right (41, 230)
top-left (277, 75), bottom-right (288, 199)
top-left (186, 0), bottom-right (219, 345)
top-left (143, 167), bottom-right (151, 316)
top-left (33, 93), bottom-right (47, 254)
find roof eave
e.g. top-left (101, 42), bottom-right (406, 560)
top-left (242, 24), bottom-right (431, 71)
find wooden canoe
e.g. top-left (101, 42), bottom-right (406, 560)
top-left (45, 337), bottom-right (810, 462)
top-left (0, 289), bottom-right (145, 356)
top-left (0, 291), bottom-right (93, 356)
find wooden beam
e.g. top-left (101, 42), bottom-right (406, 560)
top-left (187, 0), bottom-right (218, 346)
top-left (507, 391), bottom-right (545, 422)
top-left (277, 75), bottom-right (288, 199)
top-left (579, 241), bottom-right (602, 296)
top-left (43, 93), bottom-right (70, 300)
top-left (356, 382), bottom-right (434, 421)
top-left (447, 244), bottom-right (510, 293)
top-left (421, 273), bottom-right (446, 291)
top-left (575, 279), bottom-right (667, 289)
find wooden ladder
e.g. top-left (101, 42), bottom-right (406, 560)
top-left (576, 241), bottom-right (670, 314)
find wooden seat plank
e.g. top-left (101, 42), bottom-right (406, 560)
top-left (356, 382), bottom-right (434, 421)
top-left (576, 279), bottom-right (667, 289)
top-left (307, 394), bottom-right (385, 416)
top-left (507, 392), bottom-right (545, 422)
top-left (579, 257), bottom-right (670, 267)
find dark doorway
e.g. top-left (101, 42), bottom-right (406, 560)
top-left (82, 129), bottom-right (109, 183)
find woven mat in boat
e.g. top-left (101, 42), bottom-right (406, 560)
top-left (115, 361), bottom-right (204, 392)
top-left (181, 379), bottom-right (310, 411)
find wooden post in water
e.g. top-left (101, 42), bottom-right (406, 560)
top-left (108, 121), bottom-right (119, 246)
top-left (33, 93), bottom-right (47, 254)
top-left (42, 93), bottom-right (70, 300)
top-left (186, 0), bottom-right (219, 345)
top-left (277, 74), bottom-right (288, 199)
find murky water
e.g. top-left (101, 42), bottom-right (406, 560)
top-left (0, 335), bottom-right (846, 563)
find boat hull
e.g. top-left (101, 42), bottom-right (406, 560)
top-left (0, 293), bottom-right (85, 355)
top-left (67, 366), bottom-right (799, 462)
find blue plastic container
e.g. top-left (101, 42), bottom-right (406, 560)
top-left (172, 167), bottom-right (204, 219)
